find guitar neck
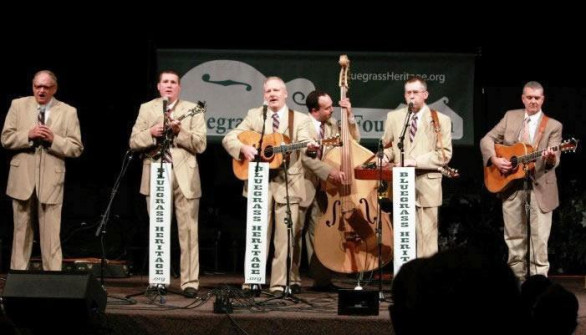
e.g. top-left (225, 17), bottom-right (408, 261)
top-left (272, 140), bottom-right (310, 154)
top-left (518, 144), bottom-right (561, 164)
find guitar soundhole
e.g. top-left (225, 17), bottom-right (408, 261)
top-left (264, 146), bottom-right (274, 158)
top-left (510, 156), bottom-right (518, 169)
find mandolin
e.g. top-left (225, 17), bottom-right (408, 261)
top-left (144, 102), bottom-right (206, 159)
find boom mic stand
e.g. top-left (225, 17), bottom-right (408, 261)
top-left (264, 153), bottom-right (311, 306)
top-left (523, 166), bottom-right (533, 281)
top-left (375, 140), bottom-right (388, 301)
top-left (95, 150), bottom-right (134, 288)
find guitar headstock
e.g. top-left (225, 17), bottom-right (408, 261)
top-left (338, 55), bottom-right (350, 89)
top-left (439, 166), bottom-right (460, 178)
top-left (560, 137), bottom-right (579, 153)
top-left (320, 134), bottom-right (342, 148)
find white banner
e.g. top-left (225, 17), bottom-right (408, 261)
top-left (149, 163), bottom-right (173, 285)
top-left (244, 162), bottom-right (269, 284)
top-left (393, 167), bottom-right (416, 275)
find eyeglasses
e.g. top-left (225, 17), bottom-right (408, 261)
top-left (405, 90), bottom-right (427, 95)
top-left (33, 84), bottom-right (55, 90)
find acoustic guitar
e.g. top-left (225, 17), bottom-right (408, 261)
top-left (484, 138), bottom-right (578, 193)
top-left (232, 131), bottom-right (341, 180)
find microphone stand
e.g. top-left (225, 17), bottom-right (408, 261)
top-left (375, 140), bottom-right (387, 301)
top-left (94, 149), bottom-right (133, 303)
top-left (263, 153), bottom-right (311, 307)
top-left (523, 166), bottom-right (532, 281)
top-left (398, 105), bottom-right (413, 168)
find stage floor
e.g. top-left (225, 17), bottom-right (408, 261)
top-left (1, 272), bottom-right (586, 334)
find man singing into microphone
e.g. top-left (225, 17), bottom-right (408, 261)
top-left (130, 70), bottom-right (206, 298)
top-left (1, 70), bottom-right (83, 271)
top-left (380, 76), bottom-right (453, 258)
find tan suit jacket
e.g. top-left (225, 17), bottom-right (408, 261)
top-left (1, 96), bottom-right (83, 204)
top-left (222, 105), bottom-right (311, 204)
top-left (381, 105), bottom-right (452, 207)
top-left (300, 116), bottom-right (360, 207)
top-left (480, 109), bottom-right (562, 212)
top-left (129, 98), bottom-right (207, 199)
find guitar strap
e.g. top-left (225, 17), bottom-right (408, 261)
top-left (533, 114), bottom-right (549, 147)
top-left (430, 109), bottom-right (448, 166)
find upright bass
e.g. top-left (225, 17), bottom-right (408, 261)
top-left (314, 55), bottom-right (393, 273)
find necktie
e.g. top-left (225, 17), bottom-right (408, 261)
top-left (521, 117), bottom-right (531, 143)
top-left (38, 106), bottom-right (46, 125)
top-left (409, 114), bottom-right (418, 142)
top-left (163, 107), bottom-right (173, 164)
top-left (272, 113), bottom-right (280, 133)
top-left (317, 122), bottom-right (325, 159)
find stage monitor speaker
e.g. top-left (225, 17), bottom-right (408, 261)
top-left (338, 289), bottom-right (379, 316)
top-left (0, 271), bottom-right (107, 330)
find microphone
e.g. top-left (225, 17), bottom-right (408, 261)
top-left (262, 103), bottom-right (268, 119)
top-left (162, 96), bottom-right (169, 114)
top-left (377, 138), bottom-right (385, 158)
top-left (408, 102), bottom-right (414, 112)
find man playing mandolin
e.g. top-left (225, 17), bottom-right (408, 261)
top-left (480, 81), bottom-right (562, 281)
top-left (129, 70), bottom-right (207, 298)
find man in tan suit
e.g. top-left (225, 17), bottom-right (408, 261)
top-left (480, 81), bottom-right (561, 280)
top-left (222, 77), bottom-right (311, 294)
top-left (1, 70), bottom-right (83, 271)
top-left (300, 90), bottom-right (360, 290)
top-left (381, 76), bottom-right (452, 258)
top-left (130, 70), bottom-right (207, 298)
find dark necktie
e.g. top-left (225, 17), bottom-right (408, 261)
top-left (272, 113), bottom-right (280, 133)
top-left (163, 107), bottom-right (173, 164)
top-left (317, 122), bottom-right (325, 159)
top-left (410, 114), bottom-right (418, 142)
top-left (38, 106), bottom-right (46, 125)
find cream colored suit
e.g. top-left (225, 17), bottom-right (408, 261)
top-left (382, 105), bottom-right (452, 257)
top-left (222, 105), bottom-right (310, 291)
top-left (480, 109), bottom-right (562, 278)
top-left (300, 116), bottom-right (360, 286)
top-left (1, 96), bottom-right (83, 270)
top-left (130, 98), bottom-right (207, 290)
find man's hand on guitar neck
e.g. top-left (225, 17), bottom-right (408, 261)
top-left (542, 148), bottom-right (556, 165)
top-left (240, 145), bottom-right (258, 161)
top-left (490, 156), bottom-right (512, 174)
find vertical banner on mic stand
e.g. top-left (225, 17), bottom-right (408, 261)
top-left (244, 162), bottom-right (269, 285)
top-left (149, 163), bottom-right (173, 286)
top-left (393, 167), bottom-right (416, 275)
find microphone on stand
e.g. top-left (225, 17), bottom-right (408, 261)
top-left (162, 96), bottom-right (169, 114)
top-left (262, 102), bottom-right (268, 120)
top-left (408, 102), bottom-right (414, 113)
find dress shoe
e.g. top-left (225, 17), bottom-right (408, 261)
top-left (290, 284), bottom-right (302, 294)
top-left (310, 283), bottom-right (341, 292)
top-left (183, 287), bottom-right (198, 298)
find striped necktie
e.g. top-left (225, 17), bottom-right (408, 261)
top-left (317, 122), bottom-right (325, 159)
top-left (272, 113), bottom-right (280, 133)
top-left (163, 107), bottom-right (173, 164)
top-left (38, 106), bottom-right (46, 125)
top-left (409, 114), bottom-right (418, 142)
